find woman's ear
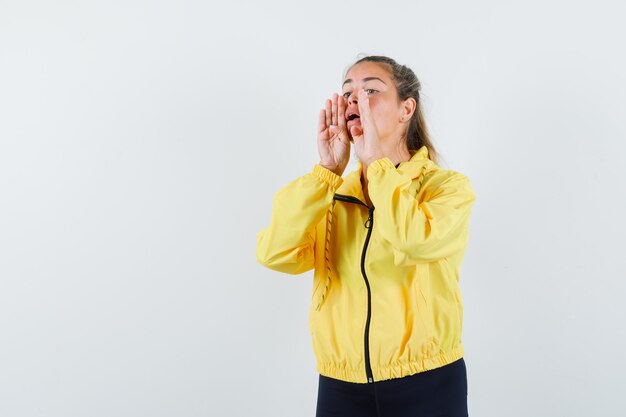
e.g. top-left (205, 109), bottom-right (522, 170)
top-left (401, 97), bottom-right (417, 122)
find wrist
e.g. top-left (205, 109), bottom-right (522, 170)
top-left (319, 163), bottom-right (343, 177)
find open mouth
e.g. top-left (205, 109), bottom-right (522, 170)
top-left (347, 114), bottom-right (360, 126)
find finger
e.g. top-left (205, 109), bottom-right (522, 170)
top-left (350, 125), bottom-right (362, 139)
top-left (318, 109), bottom-right (326, 134)
top-left (347, 129), bottom-right (354, 142)
top-left (325, 98), bottom-right (332, 128)
top-left (337, 92), bottom-right (346, 129)
top-left (331, 93), bottom-right (338, 126)
top-left (357, 89), bottom-right (377, 132)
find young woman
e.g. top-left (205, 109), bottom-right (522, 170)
top-left (256, 55), bottom-right (476, 417)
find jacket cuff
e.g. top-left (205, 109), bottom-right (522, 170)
top-left (312, 164), bottom-right (344, 191)
top-left (366, 157), bottom-right (396, 180)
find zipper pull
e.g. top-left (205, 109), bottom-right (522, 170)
top-left (364, 208), bottom-right (374, 229)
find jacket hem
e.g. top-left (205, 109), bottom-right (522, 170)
top-left (316, 344), bottom-right (465, 384)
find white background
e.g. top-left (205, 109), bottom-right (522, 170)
top-left (1, 1), bottom-right (625, 416)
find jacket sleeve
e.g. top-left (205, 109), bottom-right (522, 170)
top-left (366, 157), bottom-right (476, 265)
top-left (256, 164), bottom-right (344, 274)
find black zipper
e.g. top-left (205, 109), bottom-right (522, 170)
top-left (333, 193), bottom-right (376, 383)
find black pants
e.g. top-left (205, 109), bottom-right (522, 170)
top-left (315, 357), bottom-right (468, 417)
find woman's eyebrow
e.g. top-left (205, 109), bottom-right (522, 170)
top-left (342, 77), bottom-right (387, 87)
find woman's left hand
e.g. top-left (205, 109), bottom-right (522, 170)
top-left (350, 89), bottom-right (385, 166)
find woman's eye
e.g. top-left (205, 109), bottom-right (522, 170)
top-left (342, 89), bottom-right (376, 99)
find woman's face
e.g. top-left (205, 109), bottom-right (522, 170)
top-left (341, 61), bottom-right (415, 145)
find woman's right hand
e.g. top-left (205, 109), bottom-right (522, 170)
top-left (317, 92), bottom-right (350, 176)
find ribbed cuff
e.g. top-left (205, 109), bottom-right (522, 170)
top-left (312, 164), bottom-right (344, 191)
top-left (366, 157), bottom-right (395, 180)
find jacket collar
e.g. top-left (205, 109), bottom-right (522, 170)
top-left (335, 145), bottom-right (431, 201)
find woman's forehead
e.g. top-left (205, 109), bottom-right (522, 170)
top-left (344, 62), bottom-right (391, 85)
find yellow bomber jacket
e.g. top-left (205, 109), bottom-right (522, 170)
top-left (256, 145), bottom-right (477, 384)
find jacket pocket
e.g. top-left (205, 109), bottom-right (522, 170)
top-left (412, 266), bottom-right (435, 345)
top-left (441, 258), bottom-right (463, 326)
